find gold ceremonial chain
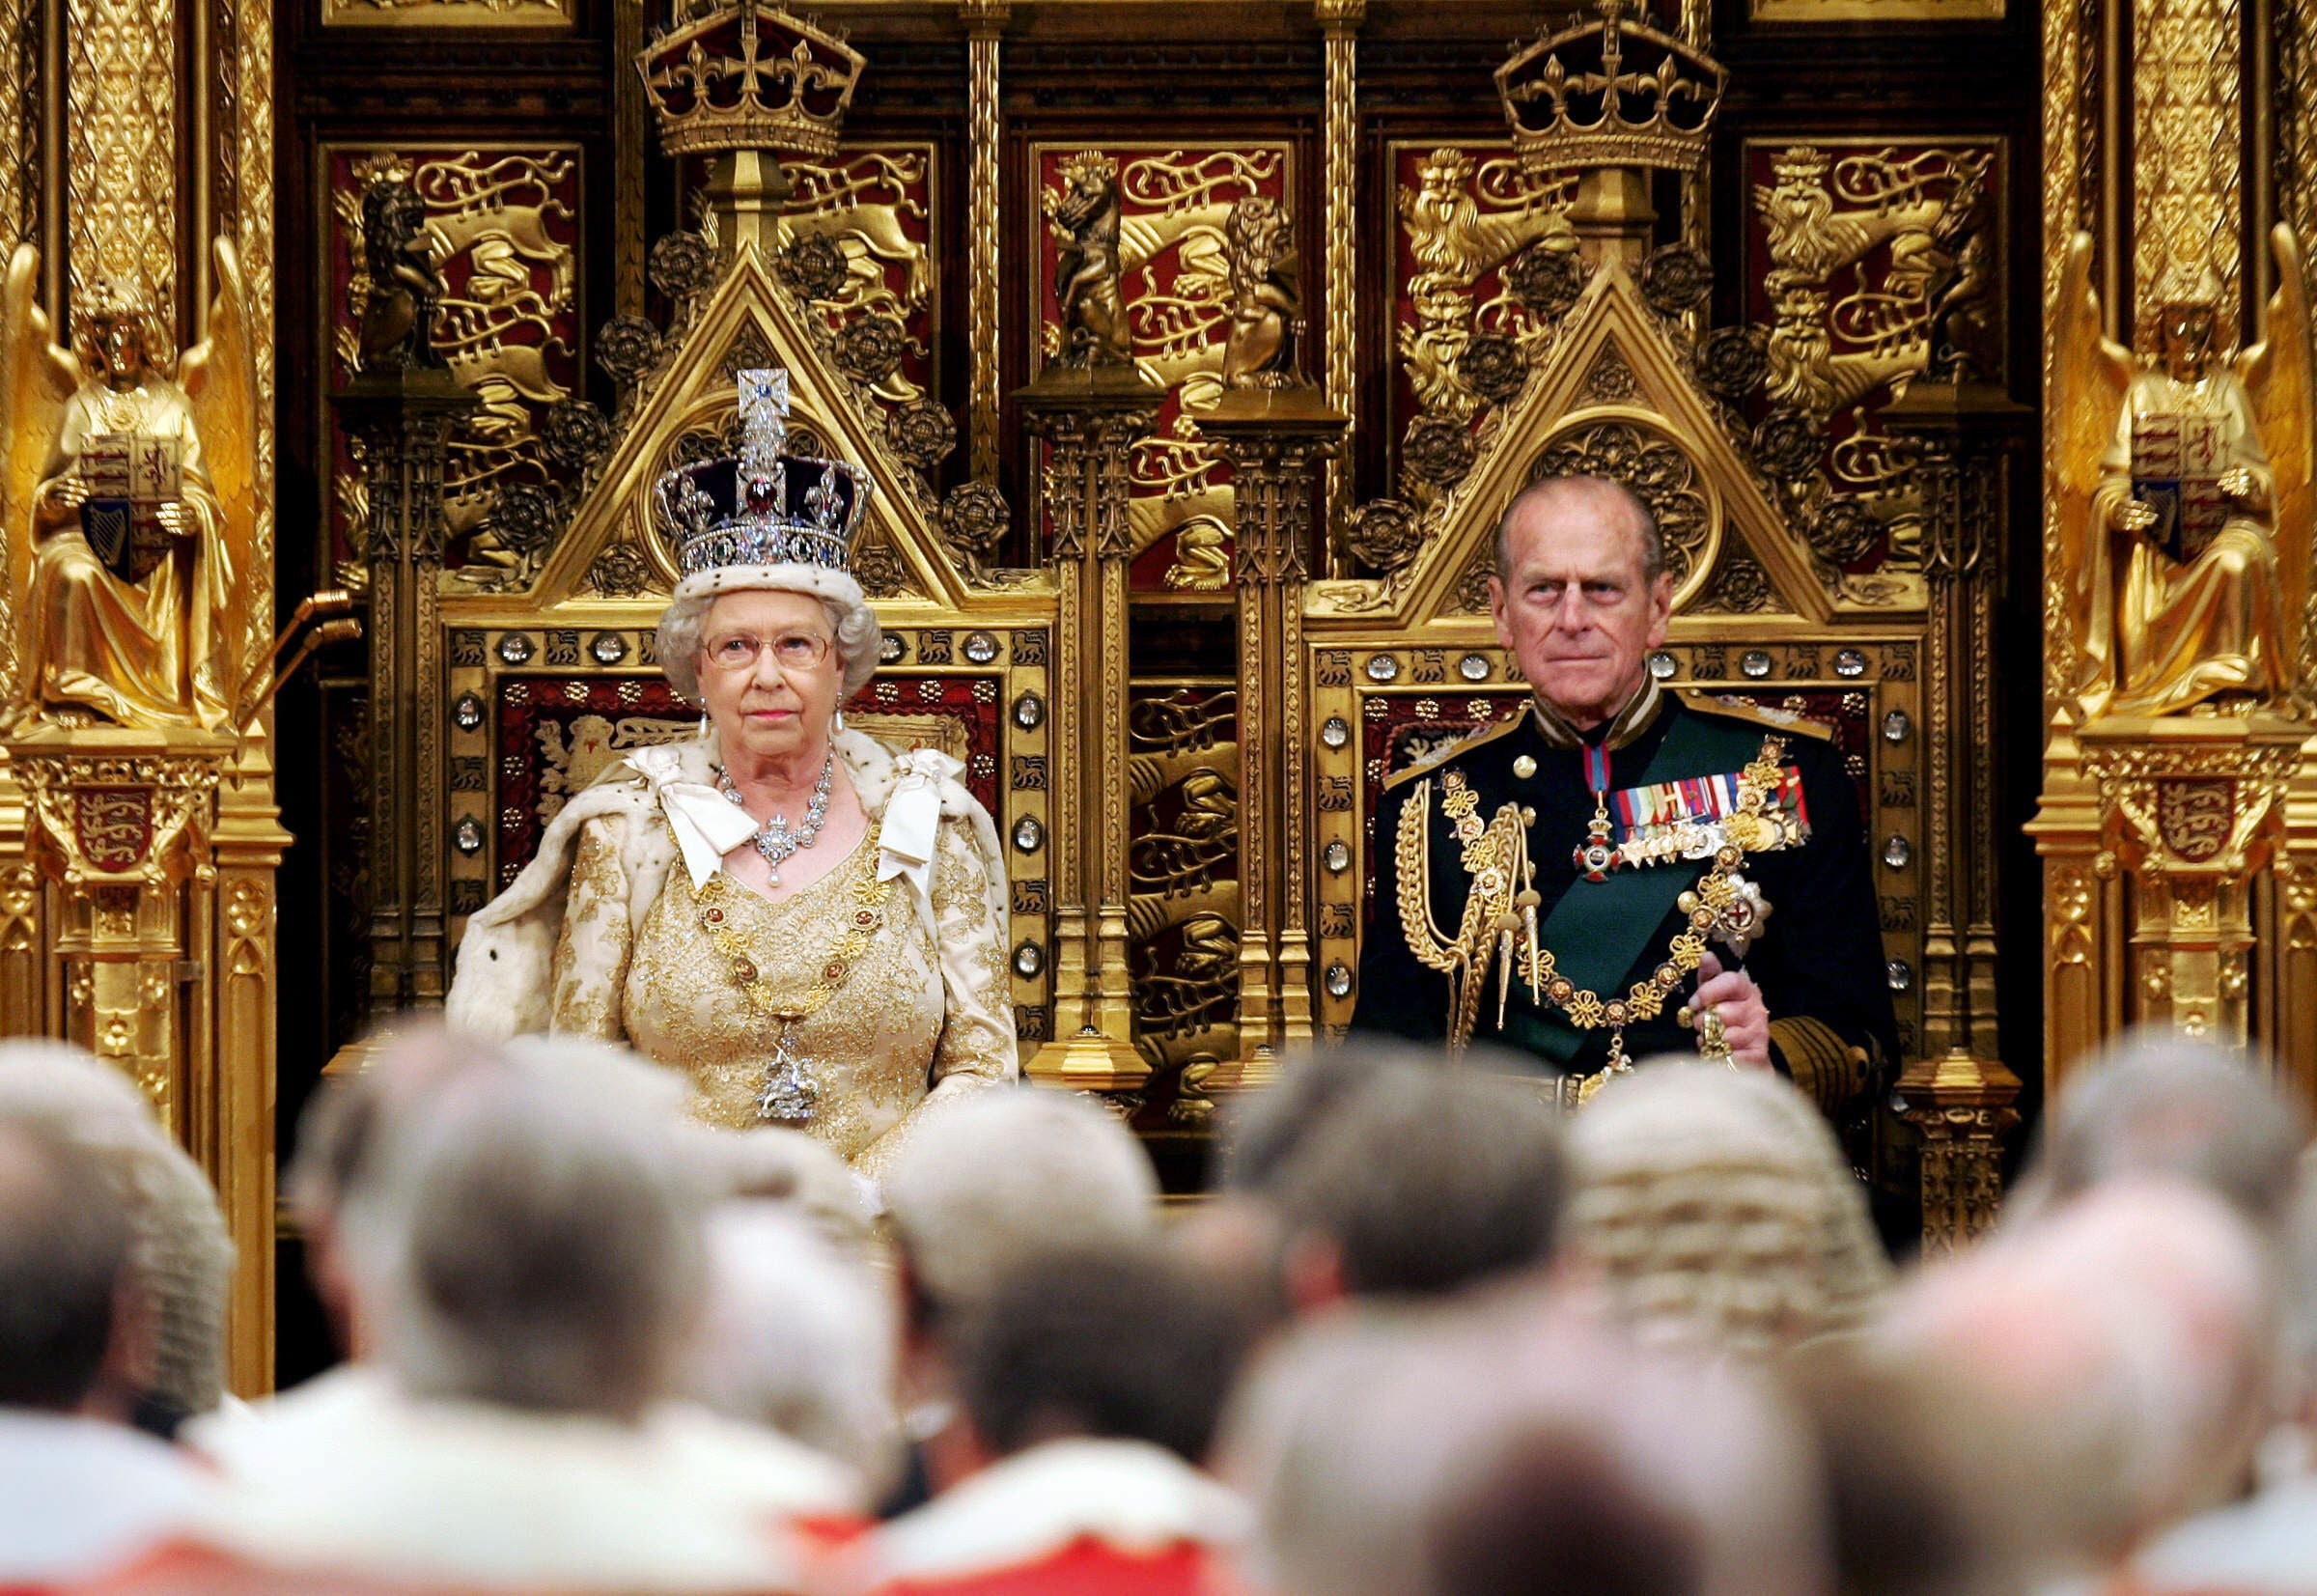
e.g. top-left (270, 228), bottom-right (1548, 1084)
top-left (696, 833), bottom-right (892, 1123)
top-left (1397, 736), bottom-right (1788, 1103)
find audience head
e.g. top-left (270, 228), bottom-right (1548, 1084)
top-left (882, 1086), bottom-right (1158, 1330)
top-left (1268, 1058), bottom-right (1566, 1305)
top-left (1562, 1060), bottom-right (1889, 1357)
top-left (341, 1034), bottom-right (705, 1423)
top-left (0, 1114), bottom-right (132, 1413)
top-left (2273, 1145), bottom-right (2317, 1429)
top-left (955, 1238), bottom-right (1259, 1467)
top-left (2009, 1030), bottom-right (2306, 1233)
top-left (0, 1040), bottom-right (233, 1427)
top-left (1215, 1040), bottom-right (1433, 1196)
top-left (286, 1022), bottom-right (500, 1352)
top-left (1880, 1178), bottom-right (2273, 1570)
top-left (683, 1199), bottom-right (899, 1487)
top-left (1787, 1349), bottom-right (2046, 1596)
top-left (1233, 1300), bottom-right (1828, 1596)
top-left (707, 1125), bottom-right (876, 1256)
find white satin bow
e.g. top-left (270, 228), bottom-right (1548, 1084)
top-left (627, 742), bottom-right (963, 900)
top-left (878, 748), bottom-right (963, 910)
top-left (627, 744), bottom-right (759, 888)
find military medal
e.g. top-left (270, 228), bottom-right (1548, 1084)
top-left (1573, 743), bottom-right (1623, 882)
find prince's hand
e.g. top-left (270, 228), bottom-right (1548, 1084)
top-left (1693, 950), bottom-right (1772, 1072)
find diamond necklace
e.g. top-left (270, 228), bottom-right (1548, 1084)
top-left (716, 753), bottom-right (834, 884)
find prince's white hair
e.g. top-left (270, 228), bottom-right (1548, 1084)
top-left (656, 563), bottom-right (881, 704)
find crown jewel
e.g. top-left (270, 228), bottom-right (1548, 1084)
top-left (637, 0), bottom-right (864, 161)
top-left (656, 368), bottom-right (872, 577)
top-left (1494, 0), bottom-right (1727, 176)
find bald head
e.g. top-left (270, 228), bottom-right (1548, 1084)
top-left (1494, 476), bottom-right (1662, 586)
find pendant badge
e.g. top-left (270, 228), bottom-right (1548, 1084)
top-left (1574, 816), bottom-right (1621, 882)
top-left (1575, 742), bottom-right (1622, 882)
top-left (757, 1026), bottom-right (819, 1124)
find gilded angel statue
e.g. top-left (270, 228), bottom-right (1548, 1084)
top-left (0, 238), bottom-right (259, 731)
top-left (2052, 226), bottom-right (2316, 719)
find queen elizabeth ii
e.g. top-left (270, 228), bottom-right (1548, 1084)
top-left (447, 370), bottom-right (1017, 1177)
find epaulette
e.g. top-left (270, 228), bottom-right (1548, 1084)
top-left (1380, 710), bottom-right (1530, 793)
top-left (1677, 688), bottom-right (1838, 742)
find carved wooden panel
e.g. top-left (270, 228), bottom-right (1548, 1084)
top-left (1740, 138), bottom-right (2007, 577)
top-left (1388, 141), bottom-right (1573, 506)
top-left (321, 144), bottom-right (584, 578)
top-left (1029, 143), bottom-right (1293, 592)
top-left (1125, 680), bottom-right (1240, 1116)
top-left (668, 144), bottom-right (941, 429)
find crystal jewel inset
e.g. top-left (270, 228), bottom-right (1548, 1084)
top-left (718, 752), bottom-right (835, 885)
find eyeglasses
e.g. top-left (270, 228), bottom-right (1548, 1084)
top-left (702, 630), bottom-right (832, 673)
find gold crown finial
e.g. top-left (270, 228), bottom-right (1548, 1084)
top-left (1493, 0), bottom-right (1727, 177)
top-left (636, 0), bottom-right (865, 161)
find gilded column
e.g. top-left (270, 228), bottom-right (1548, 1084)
top-left (2030, 0), bottom-right (2108, 1087)
top-left (209, 759), bottom-right (288, 1392)
top-left (1019, 375), bottom-right (1161, 1090)
top-left (1315, 1), bottom-right (1359, 544)
top-left (963, 1), bottom-right (1009, 482)
top-left (334, 371), bottom-right (476, 1015)
top-left (0, 770), bottom-right (36, 1035)
top-left (0, 0), bottom-right (39, 260)
top-left (1884, 380), bottom-right (2027, 1237)
top-left (1204, 396), bottom-right (1344, 1067)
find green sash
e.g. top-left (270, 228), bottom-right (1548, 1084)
top-left (1491, 712), bottom-right (1770, 1065)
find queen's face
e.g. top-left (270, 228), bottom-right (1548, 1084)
top-left (695, 589), bottom-right (845, 767)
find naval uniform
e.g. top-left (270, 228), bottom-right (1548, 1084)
top-left (1349, 679), bottom-right (1897, 1113)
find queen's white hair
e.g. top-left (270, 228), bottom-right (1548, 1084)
top-left (656, 563), bottom-right (881, 704)
top-left (682, 1199), bottom-right (901, 1492)
top-left (0, 1040), bottom-right (235, 1417)
top-left (882, 1087), bottom-right (1158, 1323)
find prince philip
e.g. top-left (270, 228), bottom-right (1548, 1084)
top-left (1351, 475), bottom-right (1898, 1112)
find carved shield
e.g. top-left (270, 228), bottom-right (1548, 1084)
top-left (2156, 776), bottom-right (2234, 864)
top-left (73, 787), bottom-right (154, 873)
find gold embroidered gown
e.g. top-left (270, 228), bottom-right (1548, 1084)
top-left (545, 805), bottom-right (1015, 1178)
